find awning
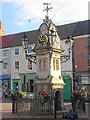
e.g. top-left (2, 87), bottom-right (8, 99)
top-left (0, 76), bottom-right (11, 80)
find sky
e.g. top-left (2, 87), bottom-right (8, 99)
top-left (0, 0), bottom-right (90, 35)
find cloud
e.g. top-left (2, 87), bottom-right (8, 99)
top-left (2, 0), bottom-right (89, 27)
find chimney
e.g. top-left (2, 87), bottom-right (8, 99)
top-left (0, 21), bottom-right (5, 36)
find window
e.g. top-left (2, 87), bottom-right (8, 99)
top-left (56, 59), bottom-right (59, 70)
top-left (53, 58), bottom-right (59, 70)
top-left (88, 53), bottom-right (90, 66)
top-left (28, 60), bottom-right (32, 70)
top-left (43, 59), bottom-right (46, 70)
top-left (39, 60), bottom-right (41, 71)
top-left (15, 61), bottom-right (19, 70)
top-left (53, 59), bottom-right (55, 70)
top-left (2, 50), bottom-right (8, 57)
top-left (39, 58), bottom-right (48, 71)
top-left (3, 62), bottom-right (7, 70)
top-left (88, 37), bottom-right (90, 47)
top-left (30, 80), bottom-right (33, 92)
top-left (15, 48), bottom-right (19, 55)
top-left (28, 46), bottom-right (32, 53)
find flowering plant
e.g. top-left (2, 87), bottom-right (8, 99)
top-left (38, 91), bottom-right (50, 104)
top-left (72, 89), bottom-right (85, 97)
top-left (14, 91), bottom-right (26, 98)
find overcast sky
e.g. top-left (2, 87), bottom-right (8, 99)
top-left (0, 0), bottom-right (89, 35)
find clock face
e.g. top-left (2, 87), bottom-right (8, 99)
top-left (37, 34), bottom-right (47, 46)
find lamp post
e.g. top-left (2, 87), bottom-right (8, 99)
top-left (60, 35), bottom-right (74, 63)
top-left (66, 35), bottom-right (74, 91)
top-left (22, 33), bottom-right (36, 64)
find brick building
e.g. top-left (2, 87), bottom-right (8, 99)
top-left (0, 20), bottom-right (90, 99)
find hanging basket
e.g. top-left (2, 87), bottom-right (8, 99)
top-left (38, 91), bottom-right (50, 104)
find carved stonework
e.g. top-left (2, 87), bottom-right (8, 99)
top-left (33, 15), bottom-right (65, 112)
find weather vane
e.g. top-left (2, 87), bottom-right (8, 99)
top-left (43, 2), bottom-right (52, 17)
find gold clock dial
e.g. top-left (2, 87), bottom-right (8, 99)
top-left (37, 34), bottom-right (47, 46)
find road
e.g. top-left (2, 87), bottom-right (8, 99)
top-left (0, 98), bottom-right (89, 119)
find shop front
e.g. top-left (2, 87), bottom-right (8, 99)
top-left (0, 76), bottom-right (11, 97)
top-left (20, 73), bottom-right (36, 94)
top-left (62, 72), bottom-right (71, 100)
top-left (12, 79), bottom-right (21, 93)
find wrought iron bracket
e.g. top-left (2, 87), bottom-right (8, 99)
top-left (60, 53), bottom-right (70, 63)
top-left (25, 54), bottom-right (36, 64)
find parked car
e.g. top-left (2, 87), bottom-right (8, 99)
top-left (62, 109), bottom-right (78, 119)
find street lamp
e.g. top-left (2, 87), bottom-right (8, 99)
top-left (22, 33), bottom-right (36, 64)
top-left (22, 33), bottom-right (74, 64)
top-left (22, 33), bottom-right (29, 50)
top-left (60, 35), bottom-right (74, 63)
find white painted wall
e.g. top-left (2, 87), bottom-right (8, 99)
top-left (11, 45), bottom-right (36, 80)
top-left (61, 39), bottom-right (73, 72)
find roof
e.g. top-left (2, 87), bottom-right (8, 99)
top-left (0, 20), bottom-right (90, 49)
top-left (57, 20), bottom-right (90, 39)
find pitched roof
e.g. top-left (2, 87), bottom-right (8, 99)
top-left (57, 20), bottom-right (90, 39)
top-left (0, 30), bottom-right (39, 49)
top-left (1, 20), bottom-right (90, 49)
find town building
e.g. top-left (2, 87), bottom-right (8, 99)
top-left (0, 20), bottom-right (90, 100)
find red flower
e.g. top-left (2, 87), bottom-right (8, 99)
top-left (72, 90), bottom-right (79, 94)
top-left (39, 91), bottom-right (48, 95)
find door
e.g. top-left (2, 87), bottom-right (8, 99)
top-left (55, 90), bottom-right (62, 110)
top-left (64, 78), bottom-right (71, 100)
top-left (13, 82), bottom-right (19, 93)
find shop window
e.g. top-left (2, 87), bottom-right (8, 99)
top-left (15, 61), bottom-right (19, 70)
top-left (88, 53), bottom-right (90, 66)
top-left (15, 48), bottom-right (19, 55)
top-left (28, 60), bottom-right (32, 70)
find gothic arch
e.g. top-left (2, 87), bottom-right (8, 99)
top-left (55, 89), bottom-right (62, 110)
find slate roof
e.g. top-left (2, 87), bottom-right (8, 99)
top-left (0, 20), bottom-right (90, 49)
top-left (57, 20), bottom-right (90, 39)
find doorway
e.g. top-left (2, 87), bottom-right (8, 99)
top-left (55, 90), bottom-right (62, 110)
top-left (13, 82), bottom-right (19, 92)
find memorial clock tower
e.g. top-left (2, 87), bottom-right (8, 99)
top-left (33, 3), bottom-right (65, 111)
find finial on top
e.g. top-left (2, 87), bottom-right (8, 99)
top-left (43, 2), bottom-right (52, 24)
